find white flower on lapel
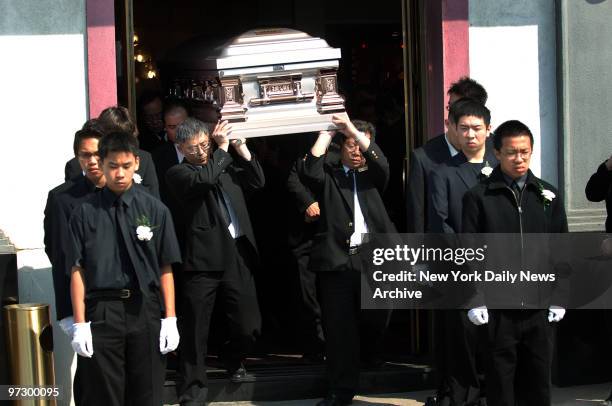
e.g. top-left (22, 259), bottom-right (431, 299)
top-left (481, 163), bottom-right (493, 177)
top-left (136, 225), bottom-right (153, 241)
top-left (541, 189), bottom-right (556, 202)
top-left (135, 214), bottom-right (157, 241)
top-left (133, 173), bottom-right (142, 184)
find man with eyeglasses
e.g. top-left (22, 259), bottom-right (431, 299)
top-left (299, 113), bottom-right (395, 406)
top-left (44, 121), bottom-right (107, 337)
top-left (166, 117), bottom-right (265, 406)
top-left (462, 120), bottom-right (568, 406)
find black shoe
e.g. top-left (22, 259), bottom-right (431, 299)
top-left (228, 364), bottom-right (256, 383)
top-left (302, 352), bottom-right (325, 363)
top-left (316, 394), bottom-right (352, 406)
top-left (424, 396), bottom-right (438, 406)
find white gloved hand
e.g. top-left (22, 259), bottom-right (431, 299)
top-left (59, 316), bottom-right (75, 336)
top-left (467, 307), bottom-right (489, 326)
top-left (71, 322), bottom-right (93, 358)
top-left (548, 306), bottom-right (566, 323)
top-left (159, 317), bottom-right (180, 354)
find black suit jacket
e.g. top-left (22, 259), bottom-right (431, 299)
top-left (300, 141), bottom-right (397, 272)
top-left (152, 142), bottom-right (183, 238)
top-left (429, 148), bottom-right (498, 233)
top-left (166, 148), bottom-right (265, 272)
top-left (585, 161), bottom-right (612, 232)
top-left (286, 159), bottom-right (318, 250)
top-left (405, 134), bottom-right (453, 233)
top-left (43, 177), bottom-right (98, 320)
top-left (64, 148), bottom-right (160, 198)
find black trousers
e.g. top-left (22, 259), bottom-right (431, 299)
top-left (485, 310), bottom-right (553, 406)
top-left (317, 254), bottom-right (391, 402)
top-left (434, 309), bottom-right (485, 405)
top-left (178, 237), bottom-right (262, 404)
top-left (74, 292), bottom-right (165, 406)
top-left (291, 239), bottom-right (325, 355)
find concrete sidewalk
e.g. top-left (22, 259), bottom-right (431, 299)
top-left (195, 382), bottom-right (612, 406)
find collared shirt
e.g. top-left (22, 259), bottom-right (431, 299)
top-left (68, 184), bottom-right (181, 293)
top-left (503, 172), bottom-right (529, 190)
top-left (174, 143), bottom-right (185, 164)
top-left (444, 133), bottom-right (460, 157)
top-left (343, 165), bottom-right (369, 246)
top-left (218, 182), bottom-right (242, 239)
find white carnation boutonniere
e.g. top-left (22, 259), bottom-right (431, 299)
top-left (133, 173), bottom-right (143, 184)
top-left (537, 182), bottom-right (556, 209)
top-left (135, 214), bottom-right (157, 241)
top-left (480, 161), bottom-right (493, 178)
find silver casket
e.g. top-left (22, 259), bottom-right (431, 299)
top-left (171, 28), bottom-right (345, 138)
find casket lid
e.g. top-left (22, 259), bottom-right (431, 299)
top-left (216, 28), bottom-right (340, 70)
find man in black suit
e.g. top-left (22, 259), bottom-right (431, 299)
top-left (153, 102), bottom-right (189, 231)
top-left (300, 113), bottom-right (395, 406)
top-left (44, 125), bottom-right (106, 335)
top-left (585, 153), bottom-right (612, 405)
top-left (429, 99), bottom-right (496, 234)
top-left (463, 120), bottom-right (568, 406)
top-left (586, 154), bottom-right (612, 233)
top-left (406, 77), bottom-right (488, 232)
top-left (64, 108), bottom-right (160, 198)
top-left (428, 99), bottom-right (496, 406)
top-left (166, 118), bottom-right (264, 405)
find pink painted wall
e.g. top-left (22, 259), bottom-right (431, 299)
top-left (441, 0), bottom-right (469, 117)
top-left (86, 0), bottom-right (117, 118)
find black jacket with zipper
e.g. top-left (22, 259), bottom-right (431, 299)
top-left (461, 166), bottom-right (569, 309)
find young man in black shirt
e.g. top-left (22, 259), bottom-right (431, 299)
top-left (68, 132), bottom-right (182, 406)
top-left (44, 124), bottom-right (106, 335)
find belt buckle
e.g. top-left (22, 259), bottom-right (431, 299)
top-left (119, 289), bottom-right (131, 299)
top-left (349, 246), bottom-right (359, 255)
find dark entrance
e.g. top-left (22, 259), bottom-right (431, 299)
top-left (114, 0), bottom-right (433, 401)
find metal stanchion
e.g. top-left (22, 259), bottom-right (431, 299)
top-left (3, 303), bottom-right (56, 406)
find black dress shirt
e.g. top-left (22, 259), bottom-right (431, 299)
top-left (68, 184), bottom-right (181, 293)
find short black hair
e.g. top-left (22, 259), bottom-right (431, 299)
top-left (98, 132), bottom-right (140, 161)
top-left (98, 106), bottom-right (138, 137)
top-left (73, 119), bottom-right (105, 156)
top-left (493, 120), bottom-right (534, 150)
top-left (352, 120), bottom-right (376, 141)
top-left (448, 77), bottom-right (488, 105)
top-left (449, 98), bottom-right (491, 126)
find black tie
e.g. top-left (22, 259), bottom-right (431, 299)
top-left (114, 198), bottom-right (139, 290)
top-left (215, 185), bottom-right (231, 227)
top-left (511, 181), bottom-right (522, 200)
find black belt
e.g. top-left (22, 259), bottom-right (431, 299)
top-left (86, 289), bottom-right (134, 300)
top-left (349, 246), bottom-right (361, 255)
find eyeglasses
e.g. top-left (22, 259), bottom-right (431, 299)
top-left (502, 150), bottom-right (532, 159)
top-left (78, 152), bottom-right (100, 160)
top-left (184, 142), bottom-right (211, 156)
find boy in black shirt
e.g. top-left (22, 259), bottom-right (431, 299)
top-left (68, 132), bottom-right (181, 406)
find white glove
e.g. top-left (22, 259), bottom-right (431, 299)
top-left (59, 316), bottom-right (74, 336)
top-left (159, 317), bottom-right (180, 354)
top-left (548, 306), bottom-right (566, 322)
top-left (468, 307), bottom-right (489, 325)
top-left (71, 322), bottom-right (93, 358)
